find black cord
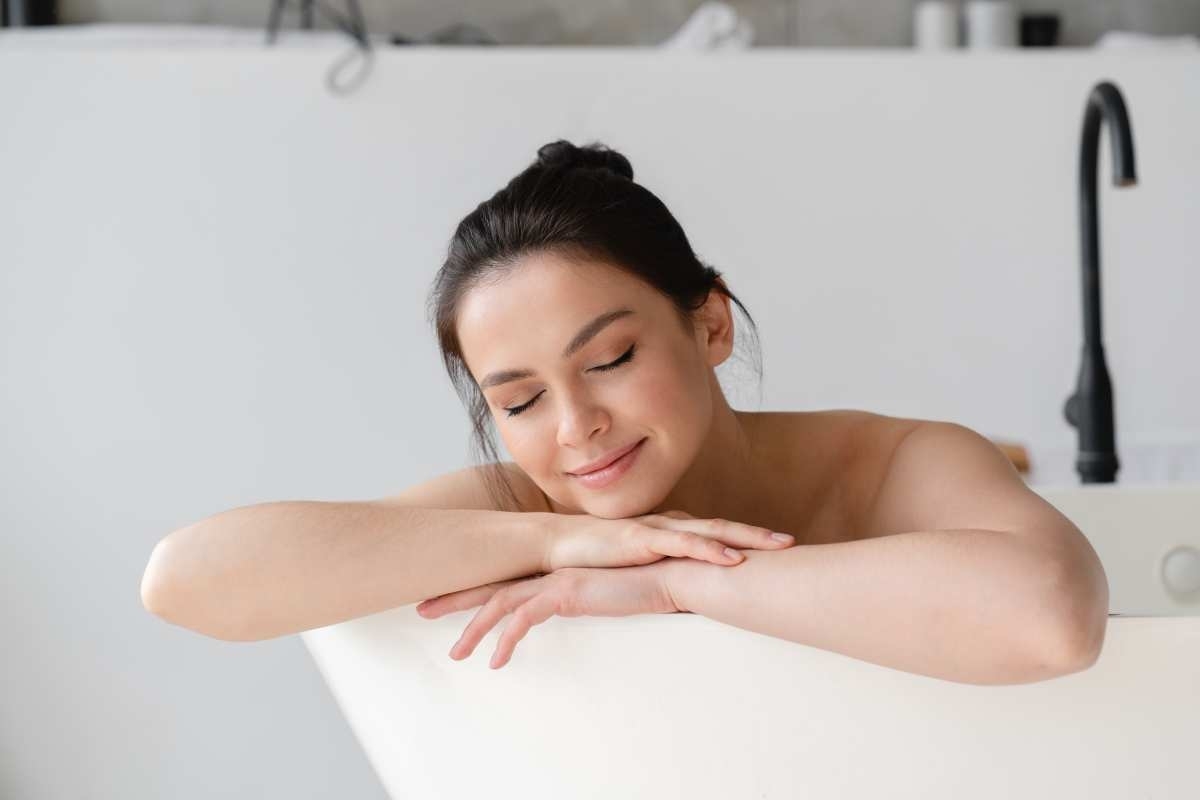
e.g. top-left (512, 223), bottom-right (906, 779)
top-left (264, 0), bottom-right (373, 95)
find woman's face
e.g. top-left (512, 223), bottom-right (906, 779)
top-left (456, 251), bottom-right (731, 518)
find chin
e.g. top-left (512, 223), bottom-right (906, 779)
top-left (576, 488), bottom-right (666, 520)
top-left (585, 505), bottom-right (643, 520)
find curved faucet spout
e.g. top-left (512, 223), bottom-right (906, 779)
top-left (1065, 81), bottom-right (1137, 484)
top-left (1080, 82), bottom-right (1137, 344)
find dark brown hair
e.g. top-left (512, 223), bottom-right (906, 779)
top-left (426, 139), bottom-right (762, 512)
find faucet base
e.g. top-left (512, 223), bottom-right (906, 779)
top-left (1076, 450), bottom-right (1120, 484)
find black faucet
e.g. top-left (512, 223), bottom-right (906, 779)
top-left (1063, 81), bottom-right (1137, 484)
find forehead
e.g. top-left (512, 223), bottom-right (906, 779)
top-left (457, 252), bottom-right (653, 368)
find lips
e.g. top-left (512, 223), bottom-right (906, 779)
top-left (568, 438), bottom-right (644, 476)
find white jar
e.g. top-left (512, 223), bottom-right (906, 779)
top-left (965, 1), bottom-right (1018, 48)
top-left (913, 1), bottom-right (960, 50)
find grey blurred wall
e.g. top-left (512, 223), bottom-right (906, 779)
top-left (54, 0), bottom-right (1200, 47)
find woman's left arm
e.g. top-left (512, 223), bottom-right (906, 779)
top-left (662, 421), bottom-right (1110, 687)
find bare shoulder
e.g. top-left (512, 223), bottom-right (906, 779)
top-left (783, 408), bottom-right (919, 478)
top-left (501, 462), bottom-right (554, 513)
top-left (776, 411), bottom-right (967, 541)
top-left (371, 461), bottom-right (551, 514)
top-left (819, 409), bottom-right (924, 536)
top-left (855, 416), bottom-right (1075, 550)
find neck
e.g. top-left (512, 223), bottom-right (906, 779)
top-left (651, 393), bottom-right (768, 524)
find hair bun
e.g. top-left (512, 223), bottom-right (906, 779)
top-left (535, 140), bottom-right (634, 181)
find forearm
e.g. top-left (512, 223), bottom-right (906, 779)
top-left (142, 502), bottom-right (555, 641)
top-left (663, 529), bottom-right (1089, 686)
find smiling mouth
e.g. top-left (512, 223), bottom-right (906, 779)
top-left (569, 438), bottom-right (645, 476)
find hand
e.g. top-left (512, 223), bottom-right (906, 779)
top-left (545, 509), bottom-right (795, 572)
top-left (415, 561), bottom-right (681, 670)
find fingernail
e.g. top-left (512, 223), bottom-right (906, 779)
top-left (724, 547), bottom-right (743, 560)
top-left (771, 532), bottom-right (794, 543)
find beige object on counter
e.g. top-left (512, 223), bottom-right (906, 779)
top-left (991, 439), bottom-right (1030, 474)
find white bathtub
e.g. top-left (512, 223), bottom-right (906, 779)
top-left (301, 484), bottom-right (1200, 799)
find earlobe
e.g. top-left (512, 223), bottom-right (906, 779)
top-left (708, 336), bottom-right (734, 367)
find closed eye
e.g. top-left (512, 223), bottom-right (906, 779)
top-left (503, 343), bottom-right (637, 418)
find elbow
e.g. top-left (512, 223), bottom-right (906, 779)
top-left (140, 536), bottom-right (256, 643)
top-left (1052, 612), bottom-right (1107, 675)
top-left (989, 618), bottom-right (1104, 686)
top-left (1031, 542), bottom-right (1111, 679)
top-left (1020, 628), bottom-right (1102, 685)
top-left (140, 539), bottom-right (176, 618)
top-left (1031, 589), bottom-right (1109, 681)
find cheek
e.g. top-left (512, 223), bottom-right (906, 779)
top-left (627, 373), bottom-right (681, 419)
top-left (628, 351), bottom-right (709, 421)
top-left (500, 422), bottom-right (561, 478)
top-left (500, 423), bottom-right (540, 458)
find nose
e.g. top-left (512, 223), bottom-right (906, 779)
top-left (555, 392), bottom-right (610, 449)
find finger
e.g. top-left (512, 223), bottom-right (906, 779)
top-left (650, 516), bottom-right (794, 551)
top-left (638, 510), bottom-right (698, 526)
top-left (638, 527), bottom-right (748, 566)
top-left (449, 579), bottom-right (542, 660)
top-left (489, 593), bottom-right (559, 669)
top-left (660, 529), bottom-right (745, 565)
top-left (417, 586), bottom-right (499, 618)
top-left (417, 579), bottom-right (525, 618)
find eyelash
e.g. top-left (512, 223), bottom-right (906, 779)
top-left (503, 344), bottom-right (637, 418)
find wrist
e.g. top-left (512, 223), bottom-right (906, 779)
top-left (660, 557), bottom-right (719, 614)
top-left (536, 511), bottom-right (565, 574)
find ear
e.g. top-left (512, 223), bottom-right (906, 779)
top-left (695, 281), bottom-right (735, 367)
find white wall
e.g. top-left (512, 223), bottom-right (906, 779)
top-left (1, 37), bottom-right (1197, 799)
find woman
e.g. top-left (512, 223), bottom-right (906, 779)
top-left (404, 139), bottom-right (1108, 683)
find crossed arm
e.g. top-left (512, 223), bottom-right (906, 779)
top-left (661, 421), bottom-right (1110, 686)
top-left (425, 421), bottom-right (1110, 685)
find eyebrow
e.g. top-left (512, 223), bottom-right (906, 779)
top-left (478, 307), bottom-right (636, 390)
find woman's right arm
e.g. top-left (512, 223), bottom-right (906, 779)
top-left (141, 501), bottom-right (559, 642)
